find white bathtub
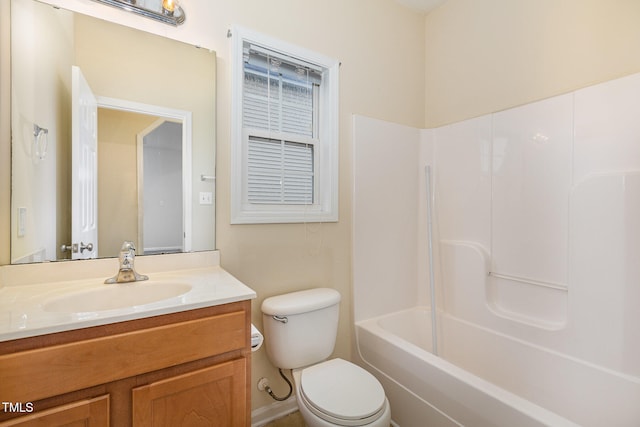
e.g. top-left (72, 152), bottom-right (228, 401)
top-left (355, 307), bottom-right (640, 427)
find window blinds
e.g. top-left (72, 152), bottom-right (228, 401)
top-left (247, 137), bottom-right (314, 205)
top-left (242, 41), bottom-right (320, 205)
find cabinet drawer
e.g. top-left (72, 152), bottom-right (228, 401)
top-left (0, 395), bottom-right (109, 427)
top-left (0, 310), bottom-right (246, 403)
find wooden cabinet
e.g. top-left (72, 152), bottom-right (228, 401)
top-left (0, 396), bottom-right (109, 427)
top-left (0, 301), bottom-right (251, 426)
top-left (133, 359), bottom-right (247, 426)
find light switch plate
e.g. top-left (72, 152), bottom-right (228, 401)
top-left (199, 192), bottom-right (213, 205)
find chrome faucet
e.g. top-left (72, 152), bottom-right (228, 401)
top-left (105, 241), bottom-right (149, 284)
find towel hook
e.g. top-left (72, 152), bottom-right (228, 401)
top-left (33, 124), bottom-right (49, 160)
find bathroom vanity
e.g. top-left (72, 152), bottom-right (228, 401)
top-left (0, 252), bottom-right (255, 426)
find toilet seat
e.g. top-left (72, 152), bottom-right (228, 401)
top-left (299, 358), bottom-right (387, 426)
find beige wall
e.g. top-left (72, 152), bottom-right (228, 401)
top-left (0, 0), bottom-right (10, 266)
top-left (97, 109), bottom-right (157, 257)
top-left (424, 0), bottom-right (640, 127)
top-left (10, 0), bottom-right (73, 263)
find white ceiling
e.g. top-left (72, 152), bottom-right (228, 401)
top-left (393, 0), bottom-right (447, 14)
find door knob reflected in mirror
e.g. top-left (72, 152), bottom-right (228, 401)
top-left (60, 242), bottom-right (94, 253)
top-left (80, 242), bottom-right (94, 253)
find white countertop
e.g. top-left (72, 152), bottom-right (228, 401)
top-left (0, 251), bottom-right (256, 342)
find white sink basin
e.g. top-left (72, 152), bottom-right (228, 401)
top-left (43, 282), bottom-right (192, 313)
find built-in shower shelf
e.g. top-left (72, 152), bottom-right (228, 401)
top-left (440, 241), bottom-right (568, 331)
top-left (486, 273), bottom-right (568, 330)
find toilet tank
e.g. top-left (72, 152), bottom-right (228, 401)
top-left (261, 288), bottom-right (341, 370)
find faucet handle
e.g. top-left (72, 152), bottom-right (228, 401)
top-left (119, 241), bottom-right (136, 270)
top-left (121, 241), bottom-right (136, 253)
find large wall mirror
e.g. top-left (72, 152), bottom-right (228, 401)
top-left (10, 0), bottom-right (216, 264)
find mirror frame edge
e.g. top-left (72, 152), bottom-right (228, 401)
top-left (1, 0), bottom-right (11, 266)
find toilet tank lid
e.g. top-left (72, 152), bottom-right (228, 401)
top-left (262, 288), bottom-right (341, 316)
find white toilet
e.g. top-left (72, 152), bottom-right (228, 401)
top-left (261, 288), bottom-right (391, 427)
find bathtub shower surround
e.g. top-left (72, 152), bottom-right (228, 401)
top-left (352, 71), bottom-right (640, 426)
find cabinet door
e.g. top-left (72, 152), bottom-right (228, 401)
top-left (133, 359), bottom-right (248, 427)
top-left (0, 395), bottom-right (109, 427)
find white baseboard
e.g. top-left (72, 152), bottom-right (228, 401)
top-left (251, 396), bottom-right (299, 427)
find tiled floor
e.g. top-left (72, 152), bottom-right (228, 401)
top-left (263, 411), bottom-right (306, 427)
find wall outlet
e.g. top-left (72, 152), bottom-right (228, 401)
top-left (199, 192), bottom-right (213, 205)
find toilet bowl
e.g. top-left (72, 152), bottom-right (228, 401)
top-left (261, 288), bottom-right (391, 427)
top-left (293, 358), bottom-right (391, 427)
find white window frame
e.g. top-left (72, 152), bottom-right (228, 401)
top-left (231, 26), bottom-right (339, 224)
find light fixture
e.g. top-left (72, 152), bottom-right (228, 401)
top-left (162, 0), bottom-right (176, 15)
top-left (89, 0), bottom-right (186, 26)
